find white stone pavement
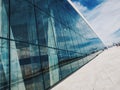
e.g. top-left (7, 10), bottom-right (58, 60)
top-left (51, 46), bottom-right (120, 90)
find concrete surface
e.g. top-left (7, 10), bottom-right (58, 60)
top-left (51, 46), bottom-right (120, 90)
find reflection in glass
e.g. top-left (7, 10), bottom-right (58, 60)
top-left (0, 39), bottom-right (9, 90)
top-left (10, 0), bottom-right (38, 44)
top-left (0, 0), bottom-right (105, 90)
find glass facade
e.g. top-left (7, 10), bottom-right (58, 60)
top-left (0, 0), bottom-right (105, 90)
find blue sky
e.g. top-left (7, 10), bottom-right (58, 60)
top-left (71, 0), bottom-right (104, 10)
top-left (69, 0), bottom-right (120, 45)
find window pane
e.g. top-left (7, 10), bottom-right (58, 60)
top-left (0, 39), bottom-right (9, 89)
top-left (40, 46), bottom-right (59, 88)
top-left (10, 0), bottom-right (38, 44)
top-left (10, 41), bottom-right (44, 90)
top-left (0, 0), bottom-right (9, 38)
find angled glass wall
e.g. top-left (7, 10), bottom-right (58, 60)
top-left (0, 0), bottom-right (105, 90)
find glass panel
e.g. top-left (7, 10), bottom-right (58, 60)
top-left (79, 59), bottom-right (84, 67)
top-left (40, 46), bottom-right (59, 88)
top-left (35, 9), bottom-right (48, 46)
top-left (35, 8), bottom-right (57, 48)
top-left (55, 22), bottom-right (67, 50)
top-left (0, 0), bottom-right (105, 90)
top-left (35, 0), bottom-right (49, 13)
top-left (10, 41), bottom-right (44, 90)
top-left (10, 0), bottom-right (38, 44)
top-left (58, 50), bottom-right (69, 63)
top-left (71, 61), bottom-right (79, 72)
top-left (0, 0), bottom-right (9, 38)
top-left (0, 39), bottom-right (9, 90)
top-left (60, 64), bottom-right (72, 79)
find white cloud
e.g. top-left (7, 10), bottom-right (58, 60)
top-left (72, 0), bottom-right (120, 45)
top-left (72, 1), bottom-right (88, 13)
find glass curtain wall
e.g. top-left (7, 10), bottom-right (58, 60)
top-left (0, 0), bottom-right (105, 90)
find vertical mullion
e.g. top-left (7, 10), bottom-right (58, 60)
top-left (33, 0), bottom-right (45, 89)
top-left (8, 0), bottom-right (11, 90)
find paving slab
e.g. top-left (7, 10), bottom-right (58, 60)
top-left (51, 46), bottom-right (120, 90)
